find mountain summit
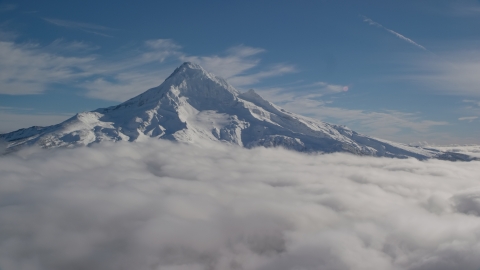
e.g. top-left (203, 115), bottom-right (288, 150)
top-left (0, 62), bottom-right (471, 160)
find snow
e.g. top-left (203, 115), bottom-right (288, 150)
top-left (0, 62), bottom-right (475, 161)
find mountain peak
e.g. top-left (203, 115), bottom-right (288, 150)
top-left (180, 61), bottom-right (202, 70)
top-left (2, 62), bottom-right (473, 161)
top-left (172, 62), bottom-right (205, 74)
top-left (163, 62), bottom-right (240, 98)
top-left (164, 62), bottom-right (207, 82)
top-left (111, 62), bottom-right (239, 113)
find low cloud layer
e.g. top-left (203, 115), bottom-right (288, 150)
top-left (1, 140), bottom-right (480, 270)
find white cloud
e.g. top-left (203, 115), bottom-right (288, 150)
top-left (83, 43), bottom-right (295, 100)
top-left (312, 81), bottom-right (348, 93)
top-left (396, 51), bottom-right (480, 98)
top-left (227, 64), bottom-right (296, 87)
top-left (83, 70), bottom-right (174, 102)
top-left (0, 140), bottom-right (480, 269)
top-left (182, 45), bottom-right (265, 79)
top-left (0, 38), bottom-right (168, 96)
top-left (458, 116), bottom-right (478, 122)
top-left (0, 41), bottom-right (95, 95)
top-left (463, 99), bottom-right (480, 107)
top-left (181, 45), bottom-right (295, 87)
top-left (45, 39), bottom-right (100, 53)
top-left (0, 38), bottom-right (292, 101)
top-left (145, 39), bottom-right (181, 50)
top-left (142, 39), bottom-right (183, 63)
top-left (291, 81), bottom-right (349, 96)
top-left (361, 15), bottom-right (427, 51)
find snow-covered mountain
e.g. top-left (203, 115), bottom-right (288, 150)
top-left (0, 62), bottom-right (474, 160)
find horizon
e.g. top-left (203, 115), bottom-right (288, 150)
top-left (1, 0), bottom-right (480, 145)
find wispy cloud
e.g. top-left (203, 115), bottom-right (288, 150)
top-left (227, 64), bottom-right (296, 87)
top-left (0, 3), bottom-right (16, 12)
top-left (0, 38), bottom-right (174, 97)
top-left (83, 42), bottom-right (296, 101)
top-left (0, 40), bottom-right (95, 95)
top-left (361, 15), bottom-right (427, 51)
top-left (182, 45), bottom-right (296, 87)
top-left (301, 81), bottom-right (349, 95)
top-left (0, 37), bottom-right (458, 142)
top-left (459, 116), bottom-right (478, 122)
top-left (446, 0), bottom-right (480, 16)
top-left (257, 87), bottom-right (448, 143)
top-left (142, 39), bottom-right (183, 63)
top-left (43, 18), bottom-right (114, 37)
top-left (83, 70), bottom-right (174, 101)
top-left (145, 39), bottom-right (181, 50)
top-left (182, 45), bottom-right (265, 79)
top-left (45, 39), bottom-right (100, 53)
top-left (397, 50), bottom-right (480, 97)
top-left (0, 36), bottom-right (296, 103)
top-left (463, 99), bottom-right (480, 107)
top-left (1, 38), bottom-right (183, 100)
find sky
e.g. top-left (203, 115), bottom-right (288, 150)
top-left (0, 0), bottom-right (479, 144)
top-left (1, 139), bottom-right (480, 269)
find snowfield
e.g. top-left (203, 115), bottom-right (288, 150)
top-left (0, 139), bottom-right (480, 270)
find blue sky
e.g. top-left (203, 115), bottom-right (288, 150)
top-left (1, 0), bottom-right (479, 144)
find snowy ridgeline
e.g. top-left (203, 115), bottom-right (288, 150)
top-left (0, 62), bottom-right (476, 161)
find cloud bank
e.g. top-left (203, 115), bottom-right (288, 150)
top-left (1, 140), bottom-right (480, 270)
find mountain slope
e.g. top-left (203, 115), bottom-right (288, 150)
top-left (0, 62), bottom-right (468, 160)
